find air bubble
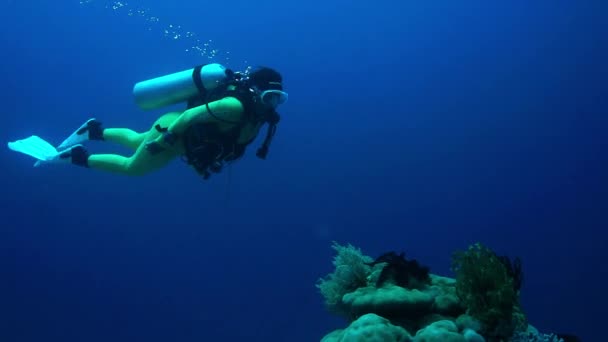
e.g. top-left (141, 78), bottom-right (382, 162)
top-left (80, 0), bottom-right (238, 65)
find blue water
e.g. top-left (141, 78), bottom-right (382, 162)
top-left (1, 1), bottom-right (606, 341)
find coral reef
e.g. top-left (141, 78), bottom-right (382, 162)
top-left (317, 242), bottom-right (571, 342)
top-left (321, 313), bottom-right (411, 342)
top-left (510, 331), bottom-right (564, 342)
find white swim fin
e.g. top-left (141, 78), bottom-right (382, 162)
top-left (57, 118), bottom-right (101, 150)
top-left (7, 135), bottom-right (59, 164)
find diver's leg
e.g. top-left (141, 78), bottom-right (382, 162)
top-left (84, 112), bottom-right (184, 176)
top-left (87, 144), bottom-right (179, 176)
top-left (59, 119), bottom-right (146, 151)
top-left (102, 110), bottom-right (185, 151)
top-left (102, 128), bottom-right (145, 150)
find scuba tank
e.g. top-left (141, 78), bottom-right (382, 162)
top-left (133, 63), bottom-right (231, 110)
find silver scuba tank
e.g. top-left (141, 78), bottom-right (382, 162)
top-left (133, 63), bottom-right (230, 110)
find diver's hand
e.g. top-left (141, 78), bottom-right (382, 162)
top-left (145, 139), bottom-right (165, 155)
top-left (145, 131), bottom-right (177, 155)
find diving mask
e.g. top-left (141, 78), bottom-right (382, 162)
top-left (261, 89), bottom-right (288, 108)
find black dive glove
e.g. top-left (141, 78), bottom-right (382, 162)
top-left (145, 141), bottom-right (165, 155)
top-left (145, 127), bottom-right (178, 155)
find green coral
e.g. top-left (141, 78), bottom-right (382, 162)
top-left (316, 242), bottom-right (373, 316)
top-left (450, 243), bottom-right (522, 339)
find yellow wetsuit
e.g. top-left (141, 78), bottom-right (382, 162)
top-left (88, 96), bottom-right (261, 176)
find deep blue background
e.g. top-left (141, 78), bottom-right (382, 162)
top-left (1, 1), bottom-right (606, 341)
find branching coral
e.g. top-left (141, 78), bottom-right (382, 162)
top-left (316, 242), bottom-right (373, 315)
top-left (451, 243), bottom-right (524, 339)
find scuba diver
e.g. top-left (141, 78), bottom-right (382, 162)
top-left (8, 64), bottom-right (288, 180)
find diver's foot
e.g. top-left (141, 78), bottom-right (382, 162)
top-left (56, 144), bottom-right (90, 168)
top-left (57, 118), bottom-right (104, 150)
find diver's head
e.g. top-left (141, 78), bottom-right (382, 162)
top-left (248, 67), bottom-right (288, 109)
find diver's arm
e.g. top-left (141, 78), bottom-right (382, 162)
top-left (144, 97), bottom-right (243, 154)
top-left (168, 97), bottom-right (244, 135)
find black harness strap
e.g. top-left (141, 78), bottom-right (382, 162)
top-left (192, 65), bottom-right (207, 99)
